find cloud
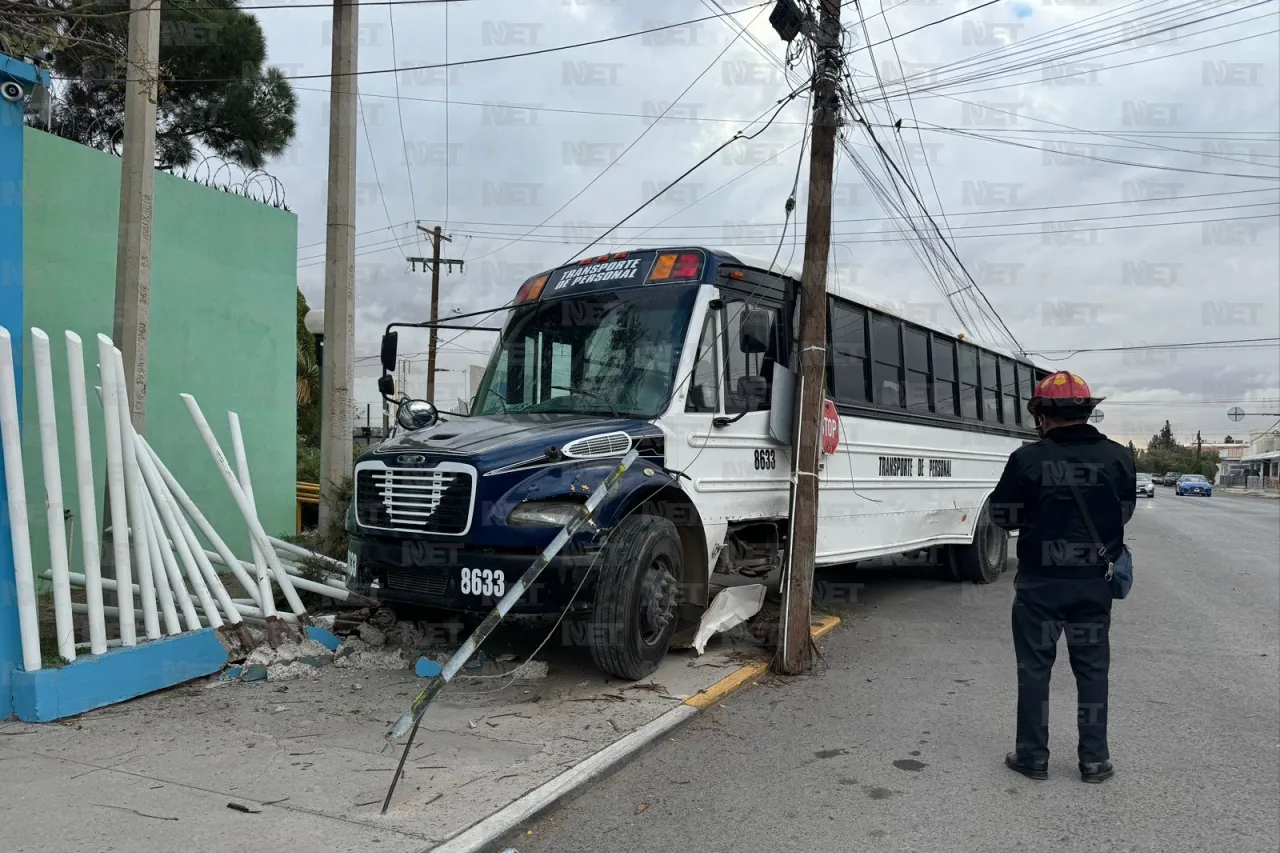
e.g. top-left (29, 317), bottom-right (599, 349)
top-left (255, 0), bottom-right (1279, 442)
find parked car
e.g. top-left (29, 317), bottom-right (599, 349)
top-left (1163, 472), bottom-right (1183, 486)
top-left (1175, 474), bottom-right (1212, 497)
top-left (1136, 473), bottom-right (1156, 498)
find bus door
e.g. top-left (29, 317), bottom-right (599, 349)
top-left (671, 288), bottom-right (792, 522)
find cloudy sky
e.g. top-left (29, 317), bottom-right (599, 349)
top-left (249, 0), bottom-right (1278, 444)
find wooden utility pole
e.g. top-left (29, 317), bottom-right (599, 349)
top-left (775, 0), bottom-right (843, 676)
top-left (318, 0), bottom-right (360, 532)
top-left (103, 0), bottom-right (161, 576)
top-left (112, 0), bottom-right (161, 432)
top-left (407, 224), bottom-right (463, 401)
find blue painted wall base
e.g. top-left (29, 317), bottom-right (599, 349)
top-left (305, 626), bottom-right (341, 651)
top-left (10, 628), bottom-right (230, 722)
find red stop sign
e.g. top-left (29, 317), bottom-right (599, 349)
top-left (821, 398), bottom-right (840, 455)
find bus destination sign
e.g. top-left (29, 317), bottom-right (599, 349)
top-left (547, 253), bottom-right (655, 296)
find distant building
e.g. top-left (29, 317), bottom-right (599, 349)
top-left (1237, 429), bottom-right (1280, 488)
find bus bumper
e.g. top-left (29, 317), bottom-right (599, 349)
top-left (347, 533), bottom-right (601, 615)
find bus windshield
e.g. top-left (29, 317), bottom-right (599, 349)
top-left (474, 284), bottom-right (698, 419)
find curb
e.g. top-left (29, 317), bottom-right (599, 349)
top-left (423, 615), bottom-right (843, 853)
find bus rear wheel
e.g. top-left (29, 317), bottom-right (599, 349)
top-left (588, 514), bottom-right (683, 681)
top-left (947, 501), bottom-right (1007, 584)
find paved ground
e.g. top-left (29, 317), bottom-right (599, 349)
top-left (0, 612), bottom-right (774, 852)
top-left (505, 494), bottom-right (1280, 853)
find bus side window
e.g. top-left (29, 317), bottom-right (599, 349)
top-left (958, 342), bottom-right (979, 419)
top-left (828, 298), bottom-right (869, 405)
top-left (1017, 363), bottom-right (1034, 420)
top-left (722, 301), bottom-right (778, 414)
top-left (979, 351), bottom-right (999, 422)
top-left (870, 313), bottom-right (903, 408)
top-left (685, 312), bottom-right (720, 413)
top-left (932, 336), bottom-right (957, 417)
top-left (999, 357), bottom-right (1018, 425)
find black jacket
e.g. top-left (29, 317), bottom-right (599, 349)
top-left (990, 423), bottom-right (1137, 577)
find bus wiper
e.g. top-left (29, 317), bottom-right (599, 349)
top-left (551, 385), bottom-right (620, 419)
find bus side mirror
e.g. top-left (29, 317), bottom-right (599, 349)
top-left (380, 331), bottom-right (398, 373)
top-left (377, 374), bottom-right (395, 397)
top-left (740, 307), bottom-right (771, 354)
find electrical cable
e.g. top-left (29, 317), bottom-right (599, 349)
top-left (118, 3), bottom-right (775, 84)
top-left (466, 0), bottom-right (774, 266)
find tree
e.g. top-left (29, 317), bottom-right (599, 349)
top-left (296, 289), bottom-right (321, 452)
top-left (1224, 435), bottom-right (1234, 443)
top-left (9, 0), bottom-right (296, 170)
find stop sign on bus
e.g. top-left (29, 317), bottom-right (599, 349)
top-left (821, 398), bottom-right (840, 455)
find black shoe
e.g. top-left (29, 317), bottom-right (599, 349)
top-left (1005, 752), bottom-right (1048, 781)
top-left (1079, 760), bottom-right (1114, 783)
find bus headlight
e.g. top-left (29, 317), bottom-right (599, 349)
top-left (508, 500), bottom-right (584, 527)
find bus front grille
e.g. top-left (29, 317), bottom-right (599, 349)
top-left (356, 467), bottom-right (473, 534)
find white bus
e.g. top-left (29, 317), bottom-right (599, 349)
top-left (352, 247), bottom-right (1048, 680)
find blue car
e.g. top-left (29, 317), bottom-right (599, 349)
top-left (1175, 474), bottom-right (1212, 497)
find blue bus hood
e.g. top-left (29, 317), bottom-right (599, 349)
top-left (367, 413), bottom-right (662, 471)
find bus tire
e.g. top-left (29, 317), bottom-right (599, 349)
top-left (948, 501), bottom-right (1007, 584)
top-left (588, 514), bottom-right (683, 681)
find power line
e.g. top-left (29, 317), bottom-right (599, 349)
top-left (385, 0), bottom-right (419, 229)
top-left (562, 85), bottom-right (812, 263)
top-left (1026, 337), bottom-right (1280, 356)
top-left (288, 84), bottom-right (1280, 140)
top-left (304, 188), bottom-right (1274, 246)
top-left (357, 93), bottom-right (410, 258)
top-left (297, 206), bottom-right (1278, 265)
top-left (95, 3), bottom-right (773, 84)
top-left (465, 0), bottom-right (774, 266)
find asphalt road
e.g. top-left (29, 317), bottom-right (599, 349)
top-left (504, 493), bottom-right (1280, 853)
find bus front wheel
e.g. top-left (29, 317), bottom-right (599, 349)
top-left (588, 514), bottom-right (683, 681)
top-left (947, 502), bottom-right (1007, 584)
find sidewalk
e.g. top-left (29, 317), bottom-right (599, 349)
top-left (1217, 487), bottom-right (1280, 499)
top-left (0, 614), bottom-right (840, 853)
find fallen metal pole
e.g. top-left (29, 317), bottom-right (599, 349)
top-left (228, 411), bottom-right (282, 638)
top-left (270, 536), bottom-right (347, 572)
top-left (182, 393), bottom-right (309, 621)
top-left (136, 435), bottom-right (263, 607)
top-left (110, 347), bottom-right (161, 640)
top-left (140, 480), bottom-right (201, 631)
top-left (96, 334), bottom-right (136, 645)
top-left (380, 448), bottom-right (640, 814)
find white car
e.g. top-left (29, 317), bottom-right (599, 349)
top-left (1137, 474), bottom-right (1156, 498)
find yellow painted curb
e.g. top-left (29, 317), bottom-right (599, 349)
top-left (683, 614), bottom-right (842, 710)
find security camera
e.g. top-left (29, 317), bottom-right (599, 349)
top-left (0, 81), bottom-right (26, 103)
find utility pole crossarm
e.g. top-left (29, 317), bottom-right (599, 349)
top-left (407, 225), bottom-right (466, 402)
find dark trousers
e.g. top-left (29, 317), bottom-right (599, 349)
top-left (1011, 573), bottom-right (1113, 764)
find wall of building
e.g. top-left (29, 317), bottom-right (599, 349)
top-left (21, 128), bottom-right (297, 581)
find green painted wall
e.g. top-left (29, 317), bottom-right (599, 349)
top-left (21, 128), bottom-right (296, 583)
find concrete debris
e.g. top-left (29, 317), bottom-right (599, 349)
top-left (239, 664), bottom-right (268, 683)
top-left (356, 622), bottom-right (386, 648)
top-left (512, 661), bottom-right (549, 681)
top-left (244, 638), bottom-right (334, 669)
top-left (332, 639), bottom-right (407, 671)
top-left (267, 662), bottom-right (323, 682)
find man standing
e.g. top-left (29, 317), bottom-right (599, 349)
top-left (990, 371), bottom-right (1136, 783)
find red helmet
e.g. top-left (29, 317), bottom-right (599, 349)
top-left (1028, 371), bottom-right (1105, 417)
